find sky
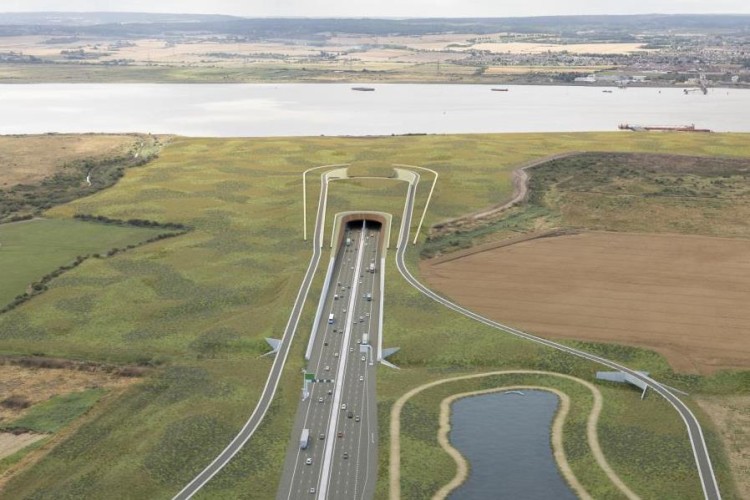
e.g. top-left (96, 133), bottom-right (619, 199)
top-left (1, 0), bottom-right (749, 18)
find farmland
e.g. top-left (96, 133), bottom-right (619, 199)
top-left (422, 231), bottom-right (750, 374)
top-left (0, 218), bottom-right (173, 306)
top-left (0, 133), bottom-right (748, 497)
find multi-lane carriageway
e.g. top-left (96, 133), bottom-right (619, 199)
top-left (277, 221), bottom-right (381, 500)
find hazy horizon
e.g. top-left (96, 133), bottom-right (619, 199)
top-left (1, 0), bottom-right (749, 18)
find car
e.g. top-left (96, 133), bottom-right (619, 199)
top-left (365, 312), bottom-right (370, 317)
top-left (337, 431), bottom-right (344, 438)
top-left (343, 452), bottom-right (349, 459)
top-left (357, 339), bottom-right (361, 344)
top-left (306, 458), bottom-right (312, 465)
top-left (359, 280), bottom-right (363, 284)
top-left (359, 375), bottom-right (364, 382)
top-left (318, 396), bottom-right (324, 403)
top-left (350, 347), bottom-right (354, 352)
top-left (310, 487), bottom-right (316, 494)
top-left (319, 433), bottom-right (325, 440)
top-left (324, 341), bottom-right (328, 346)
top-left (328, 389), bottom-right (333, 395)
top-left (343, 308), bottom-right (347, 313)
top-left (361, 355), bottom-right (366, 362)
top-left (341, 403), bottom-right (346, 410)
top-left (355, 415), bottom-right (360, 422)
top-left (325, 365), bottom-right (330, 371)
top-left (353, 320), bottom-right (357, 325)
top-left (333, 352), bottom-right (339, 357)
top-left (347, 411), bottom-right (353, 419)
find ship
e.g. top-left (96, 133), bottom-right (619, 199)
top-left (618, 123), bottom-right (711, 133)
top-left (351, 87), bottom-right (375, 92)
top-left (491, 88), bottom-right (509, 92)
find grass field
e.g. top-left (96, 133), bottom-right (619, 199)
top-left (0, 133), bottom-right (748, 498)
top-left (0, 134), bottom-right (143, 187)
top-left (0, 218), bottom-right (172, 306)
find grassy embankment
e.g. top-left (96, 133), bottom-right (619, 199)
top-left (0, 133), bottom-right (748, 498)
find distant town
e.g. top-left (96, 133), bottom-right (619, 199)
top-left (0, 13), bottom-right (748, 86)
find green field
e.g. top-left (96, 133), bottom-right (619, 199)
top-left (0, 218), bottom-right (172, 307)
top-left (0, 133), bottom-right (748, 498)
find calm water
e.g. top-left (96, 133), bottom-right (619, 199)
top-left (448, 390), bottom-right (576, 500)
top-left (0, 83), bottom-right (748, 136)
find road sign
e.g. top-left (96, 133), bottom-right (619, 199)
top-left (304, 372), bottom-right (315, 381)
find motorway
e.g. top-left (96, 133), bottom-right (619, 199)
top-left (176, 164), bottom-right (720, 500)
top-left (394, 176), bottom-right (722, 500)
top-left (277, 221), bottom-right (381, 499)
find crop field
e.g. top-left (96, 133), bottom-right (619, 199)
top-left (0, 218), bottom-right (170, 306)
top-left (0, 133), bottom-right (748, 497)
top-left (422, 231), bottom-right (750, 374)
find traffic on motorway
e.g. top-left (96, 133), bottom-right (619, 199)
top-left (277, 221), bottom-right (382, 499)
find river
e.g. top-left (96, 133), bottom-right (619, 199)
top-left (0, 83), bottom-right (748, 136)
top-left (448, 390), bottom-right (576, 500)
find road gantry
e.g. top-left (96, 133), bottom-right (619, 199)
top-left (277, 221), bottom-right (381, 500)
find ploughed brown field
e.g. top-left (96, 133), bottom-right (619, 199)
top-left (421, 231), bottom-right (750, 374)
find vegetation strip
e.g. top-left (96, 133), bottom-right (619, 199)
top-left (389, 370), bottom-right (640, 500)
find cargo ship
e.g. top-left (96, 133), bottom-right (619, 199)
top-left (618, 123), bottom-right (711, 133)
top-left (351, 87), bottom-right (375, 91)
top-left (491, 88), bottom-right (509, 92)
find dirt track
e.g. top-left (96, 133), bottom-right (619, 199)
top-left (421, 231), bottom-right (750, 374)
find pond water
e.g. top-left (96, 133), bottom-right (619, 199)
top-left (448, 390), bottom-right (576, 500)
top-left (0, 83), bottom-right (748, 136)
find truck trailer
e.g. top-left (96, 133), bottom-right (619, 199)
top-left (300, 428), bottom-right (310, 449)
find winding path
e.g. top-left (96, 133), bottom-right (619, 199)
top-left (394, 169), bottom-right (721, 500)
top-left (389, 370), bottom-right (640, 500)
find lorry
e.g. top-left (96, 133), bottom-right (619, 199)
top-left (362, 333), bottom-right (369, 345)
top-left (300, 428), bottom-right (310, 449)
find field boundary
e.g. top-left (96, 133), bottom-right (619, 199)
top-left (426, 228), bottom-right (576, 265)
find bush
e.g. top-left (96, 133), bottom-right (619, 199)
top-left (1, 395), bottom-right (32, 410)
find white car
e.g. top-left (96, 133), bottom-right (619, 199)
top-left (318, 397), bottom-right (324, 403)
top-left (361, 355), bottom-right (366, 362)
top-left (359, 375), bottom-right (364, 382)
top-left (306, 458), bottom-right (312, 465)
top-left (341, 403), bottom-right (347, 410)
top-left (334, 352), bottom-right (339, 357)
